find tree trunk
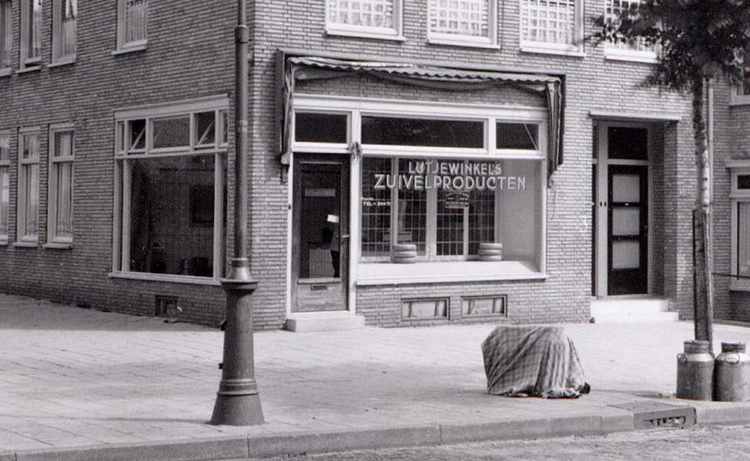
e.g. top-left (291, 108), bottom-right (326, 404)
top-left (692, 78), bottom-right (714, 353)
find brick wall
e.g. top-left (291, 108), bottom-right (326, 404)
top-left (0, 0), bottom-right (725, 328)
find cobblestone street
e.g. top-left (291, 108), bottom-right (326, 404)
top-left (256, 425), bottom-right (750, 461)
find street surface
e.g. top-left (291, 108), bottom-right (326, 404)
top-left (254, 425), bottom-right (750, 461)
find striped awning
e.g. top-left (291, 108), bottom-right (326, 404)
top-left (279, 55), bottom-right (564, 181)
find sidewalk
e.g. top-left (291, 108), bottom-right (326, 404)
top-left (1, 294), bottom-right (749, 461)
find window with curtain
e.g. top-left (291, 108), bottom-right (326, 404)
top-left (49, 129), bottom-right (74, 244)
top-left (21, 0), bottom-right (42, 68)
top-left (0, 0), bottom-right (11, 71)
top-left (53, 0), bottom-right (77, 62)
top-left (118, 0), bottom-right (147, 49)
top-left (428, 0), bottom-right (495, 46)
top-left (327, 0), bottom-right (401, 38)
top-left (0, 132), bottom-right (9, 242)
top-left (18, 130), bottom-right (40, 243)
top-left (605, 0), bottom-right (657, 57)
top-left (520, 0), bottom-right (579, 49)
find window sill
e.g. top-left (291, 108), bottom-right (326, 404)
top-left (49, 58), bottom-right (76, 68)
top-left (12, 241), bottom-right (39, 248)
top-left (520, 44), bottom-right (585, 58)
top-left (112, 44), bottom-right (148, 56)
top-left (16, 66), bottom-right (41, 75)
top-left (325, 28), bottom-right (406, 42)
top-left (730, 279), bottom-right (750, 292)
top-left (0, 68), bottom-right (11, 78)
top-left (427, 38), bottom-right (500, 50)
top-left (43, 242), bottom-right (73, 250)
top-left (108, 271), bottom-right (222, 286)
top-left (356, 260), bottom-right (546, 286)
top-left (0, 239), bottom-right (8, 246)
top-left (729, 95), bottom-right (750, 106)
top-left (604, 49), bottom-right (658, 64)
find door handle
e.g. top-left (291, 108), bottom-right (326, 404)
top-left (341, 234), bottom-right (350, 240)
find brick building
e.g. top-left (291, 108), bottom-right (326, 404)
top-left (0, 0), bottom-right (746, 330)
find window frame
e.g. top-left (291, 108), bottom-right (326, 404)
top-left (112, 96), bottom-right (230, 285)
top-left (116, 0), bottom-right (147, 52)
top-left (16, 127), bottom-right (41, 245)
top-left (427, 0), bottom-right (499, 49)
top-left (325, 0), bottom-right (405, 42)
top-left (51, 0), bottom-right (76, 65)
top-left (729, 162), bottom-right (750, 291)
top-left (46, 123), bottom-right (74, 247)
top-left (603, 0), bottom-right (658, 64)
top-left (0, 130), bottom-right (10, 244)
top-left (0, 0), bottom-right (12, 76)
top-left (19, 0), bottom-right (42, 70)
top-left (292, 95), bottom-right (548, 284)
top-left (519, 0), bottom-right (585, 57)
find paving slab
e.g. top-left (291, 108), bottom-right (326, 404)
top-left (1, 293), bottom-right (750, 460)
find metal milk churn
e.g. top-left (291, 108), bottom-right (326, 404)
top-left (714, 342), bottom-right (750, 402)
top-left (676, 340), bottom-right (713, 401)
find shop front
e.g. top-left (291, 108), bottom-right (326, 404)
top-left (280, 56), bottom-right (563, 328)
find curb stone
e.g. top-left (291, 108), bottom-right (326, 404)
top-left (7, 405), bottom-right (750, 461)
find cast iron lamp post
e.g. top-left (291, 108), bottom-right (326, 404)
top-left (210, 0), bottom-right (264, 426)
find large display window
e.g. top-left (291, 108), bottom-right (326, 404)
top-left (293, 97), bottom-right (547, 284)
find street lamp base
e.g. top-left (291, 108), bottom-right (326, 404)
top-left (210, 387), bottom-right (264, 426)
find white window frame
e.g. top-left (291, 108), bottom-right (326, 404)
top-left (603, 0), bottom-right (658, 64)
top-left (728, 161), bottom-right (750, 291)
top-left (19, 0), bottom-right (42, 70)
top-left (0, 130), bottom-right (10, 244)
top-left (116, 0), bottom-right (147, 52)
top-left (730, 83), bottom-right (750, 106)
top-left (427, 0), bottom-right (499, 49)
top-left (111, 96), bottom-right (229, 285)
top-left (291, 95), bottom-right (548, 286)
top-left (51, 0), bottom-right (76, 65)
top-left (325, 0), bottom-right (405, 42)
top-left (519, 0), bottom-right (585, 57)
top-left (16, 127), bottom-right (40, 245)
top-left (46, 124), bottom-right (74, 247)
top-left (0, 0), bottom-right (12, 76)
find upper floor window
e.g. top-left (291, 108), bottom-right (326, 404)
top-left (520, 0), bottom-right (583, 55)
top-left (428, 0), bottom-right (497, 48)
top-left (326, 0), bottom-right (403, 40)
top-left (604, 0), bottom-right (657, 63)
top-left (0, 131), bottom-right (9, 243)
top-left (52, 0), bottom-right (76, 63)
top-left (20, 0), bottom-right (42, 69)
top-left (0, 0), bottom-right (11, 73)
top-left (117, 0), bottom-right (147, 51)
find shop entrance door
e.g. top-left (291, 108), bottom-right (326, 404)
top-left (292, 154), bottom-right (349, 312)
top-left (607, 165), bottom-right (648, 295)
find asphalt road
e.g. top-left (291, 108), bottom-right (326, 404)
top-left (249, 425), bottom-right (750, 461)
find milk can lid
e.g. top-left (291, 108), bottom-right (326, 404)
top-left (721, 342), bottom-right (746, 353)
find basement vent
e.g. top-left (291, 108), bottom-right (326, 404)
top-left (402, 298), bottom-right (449, 320)
top-left (462, 295), bottom-right (507, 318)
top-left (155, 295), bottom-right (180, 318)
top-left (610, 401), bottom-right (696, 430)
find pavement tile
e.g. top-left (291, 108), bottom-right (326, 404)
top-left (1, 294), bottom-right (750, 459)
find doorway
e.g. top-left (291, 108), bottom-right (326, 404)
top-left (594, 123), bottom-right (651, 297)
top-left (292, 154), bottom-right (350, 312)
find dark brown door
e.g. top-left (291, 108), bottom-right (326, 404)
top-left (292, 154), bottom-right (349, 312)
top-left (607, 165), bottom-right (648, 295)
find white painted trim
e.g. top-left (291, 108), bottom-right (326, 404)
top-left (19, 0), bottom-right (42, 70)
top-left (729, 85), bottom-right (750, 106)
top-left (116, 0), bottom-right (147, 51)
top-left (426, 0), bottom-right (498, 48)
top-left (115, 95), bottom-right (230, 121)
top-left (520, 44), bottom-right (585, 57)
top-left (325, 0), bottom-right (403, 40)
top-left (52, 0), bottom-right (76, 64)
top-left (356, 261), bottom-right (547, 285)
top-left (108, 272), bottom-right (222, 286)
top-left (604, 48), bottom-right (658, 64)
top-left (589, 110), bottom-right (682, 122)
top-left (47, 126), bottom-right (75, 245)
top-left (17, 128), bottom-right (41, 244)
